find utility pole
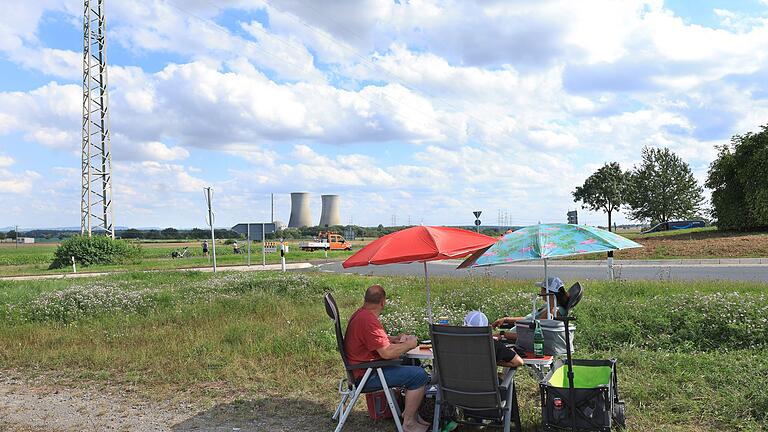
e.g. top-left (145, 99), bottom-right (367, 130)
top-left (81, 0), bottom-right (114, 239)
top-left (271, 193), bottom-right (274, 222)
top-left (203, 187), bottom-right (217, 272)
top-left (15, 225), bottom-right (18, 249)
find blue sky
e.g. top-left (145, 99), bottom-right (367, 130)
top-left (1, 0), bottom-right (768, 230)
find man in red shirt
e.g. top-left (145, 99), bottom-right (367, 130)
top-left (344, 284), bottom-right (430, 432)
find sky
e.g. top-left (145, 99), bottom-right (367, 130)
top-left (1, 0), bottom-right (768, 230)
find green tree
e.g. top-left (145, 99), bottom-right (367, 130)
top-left (626, 147), bottom-right (704, 224)
top-left (572, 162), bottom-right (627, 231)
top-left (161, 227), bottom-right (179, 239)
top-left (706, 125), bottom-right (768, 230)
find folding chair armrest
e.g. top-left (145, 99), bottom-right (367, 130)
top-left (348, 359), bottom-right (403, 370)
top-left (499, 367), bottom-right (517, 391)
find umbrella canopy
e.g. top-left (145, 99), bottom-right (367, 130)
top-left (458, 223), bottom-right (641, 268)
top-left (343, 226), bottom-right (497, 268)
top-left (343, 226), bottom-right (497, 323)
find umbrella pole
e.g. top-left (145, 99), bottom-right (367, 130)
top-left (544, 258), bottom-right (551, 320)
top-left (424, 261), bottom-right (433, 324)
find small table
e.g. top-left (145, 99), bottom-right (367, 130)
top-left (406, 346), bottom-right (553, 380)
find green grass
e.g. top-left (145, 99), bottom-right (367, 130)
top-left (0, 271), bottom-right (766, 431)
top-left (0, 242), bottom-right (354, 277)
top-left (621, 226), bottom-right (718, 239)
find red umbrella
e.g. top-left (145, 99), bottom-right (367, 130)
top-left (343, 226), bottom-right (497, 322)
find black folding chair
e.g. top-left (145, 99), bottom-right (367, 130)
top-left (430, 324), bottom-right (522, 432)
top-left (324, 293), bottom-right (405, 432)
top-left (565, 282), bottom-right (583, 314)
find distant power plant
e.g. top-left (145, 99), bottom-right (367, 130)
top-left (319, 195), bottom-right (341, 227)
top-left (288, 192), bottom-right (313, 228)
top-left (287, 192), bottom-right (342, 228)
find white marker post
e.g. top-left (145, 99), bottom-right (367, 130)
top-left (280, 238), bottom-right (286, 272)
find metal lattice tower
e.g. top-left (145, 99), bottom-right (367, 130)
top-left (81, 0), bottom-right (114, 238)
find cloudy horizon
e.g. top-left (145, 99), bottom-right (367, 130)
top-left (2, 0), bottom-right (768, 230)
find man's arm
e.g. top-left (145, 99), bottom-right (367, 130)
top-left (497, 355), bottom-right (524, 368)
top-left (376, 335), bottom-right (418, 360)
top-left (492, 316), bottom-right (525, 327)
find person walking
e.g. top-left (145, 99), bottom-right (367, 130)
top-left (202, 240), bottom-right (209, 258)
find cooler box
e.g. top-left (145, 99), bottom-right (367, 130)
top-left (516, 318), bottom-right (575, 356)
top-left (539, 359), bottom-right (625, 431)
top-left (366, 391), bottom-right (395, 420)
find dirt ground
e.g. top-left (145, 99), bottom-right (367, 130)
top-left (611, 231), bottom-right (768, 259)
top-left (0, 372), bottom-right (401, 432)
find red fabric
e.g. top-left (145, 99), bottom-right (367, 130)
top-left (342, 226), bottom-right (497, 268)
top-left (344, 308), bottom-right (390, 379)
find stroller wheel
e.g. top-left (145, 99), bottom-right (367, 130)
top-left (612, 401), bottom-right (626, 429)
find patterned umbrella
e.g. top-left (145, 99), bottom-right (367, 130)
top-left (461, 223), bottom-right (641, 266)
top-left (459, 223), bottom-right (642, 315)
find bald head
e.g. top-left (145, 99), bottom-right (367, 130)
top-left (364, 284), bottom-right (386, 305)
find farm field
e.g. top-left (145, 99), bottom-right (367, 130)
top-left (0, 240), bottom-right (360, 277)
top-left (572, 228), bottom-right (768, 260)
top-left (0, 271), bottom-right (766, 431)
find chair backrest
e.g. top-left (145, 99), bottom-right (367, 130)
top-left (324, 292), bottom-right (356, 384)
top-left (565, 282), bottom-right (583, 313)
top-left (430, 324), bottom-right (502, 411)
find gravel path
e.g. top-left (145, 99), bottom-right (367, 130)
top-left (0, 373), bottom-right (385, 432)
top-left (0, 374), bottom-right (193, 431)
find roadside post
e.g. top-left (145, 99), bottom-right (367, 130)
top-left (262, 223), bottom-right (266, 266)
top-left (473, 211), bottom-right (482, 233)
top-left (71, 256), bottom-right (77, 273)
top-left (607, 250), bottom-right (615, 280)
top-left (203, 187), bottom-right (217, 273)
top-left (247, 223), bottom-right (251, 266)
top-left (280, 238), bottom-right (286, 272)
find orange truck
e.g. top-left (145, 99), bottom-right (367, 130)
top-left (299, 231), bottom-right (352, 251)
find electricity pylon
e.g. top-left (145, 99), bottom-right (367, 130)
top-left (81, 0), bottom-right (114, 238)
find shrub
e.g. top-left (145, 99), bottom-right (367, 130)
top-left (50, 236), bottom-right (141, 269)
top-left (20, 283), bottom-right (157, 323)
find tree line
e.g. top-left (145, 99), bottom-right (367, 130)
top-left (573, 124), bottom-right (768, 231)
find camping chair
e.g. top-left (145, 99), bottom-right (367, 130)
top-left (430, 324), bottom-right (522, 432)
top-left (564, 282), bottom-right (583, 315)
top-left (323, 292), bottom-right (406, 432)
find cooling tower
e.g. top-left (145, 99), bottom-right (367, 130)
top-left (288, 192), bottom-right (313, 227)
top-left (319, 194), bottom-right (341, 227)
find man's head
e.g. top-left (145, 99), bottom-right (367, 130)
top-left (364, 284), bottom-right (386, 307)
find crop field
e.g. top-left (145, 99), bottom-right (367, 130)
top-left (0, 271), bottom-right (766, 431)
top-left (0, 240), bottom-right (359, 277)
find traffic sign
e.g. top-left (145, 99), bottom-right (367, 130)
top-left (473, 211), bottom-right (482, 219)
top-left (474, 219), bottom-right (481, 226)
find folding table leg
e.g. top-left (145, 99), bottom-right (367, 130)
top-left (377, 368), bottom-right (404, 432)
top-left (335, 368), bottom-right (372, 432)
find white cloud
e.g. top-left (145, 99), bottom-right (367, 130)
top-left (0, 155), bottom-right (14, 168)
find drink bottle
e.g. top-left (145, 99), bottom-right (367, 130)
top-left (533, 319), bottom-right (544, 358)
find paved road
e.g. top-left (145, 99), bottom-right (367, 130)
top-left (316, 260), bottom-right (768, 282)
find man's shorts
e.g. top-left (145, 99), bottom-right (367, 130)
top-left (360, 365), bottom-right (429, 392)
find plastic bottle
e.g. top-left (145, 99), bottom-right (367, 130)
top-left (533, 319), bottom-right (544, 358)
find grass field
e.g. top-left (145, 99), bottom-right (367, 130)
top-left (0, 240), bottom-right (358, 277)
top-left (0, 271), bottom-right (766, 431)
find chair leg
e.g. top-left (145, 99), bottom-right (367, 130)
top-left (333, 392), bottom-right (349, 420)
top-left (511, 382), bottom-right (522, 432)
top-left (335, 369), bottom-right (372, 432)
top-left (432, 390), bottom-right (441, 432)
top-left (377, 368), bottom-right (404, 432)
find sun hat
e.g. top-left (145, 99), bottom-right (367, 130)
top-left (536, 276), bottom-right (565, 293)
top-left (463, 310), bottom-right (489, 327)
